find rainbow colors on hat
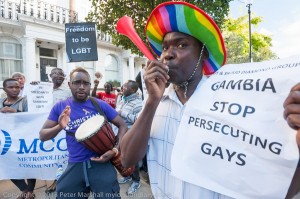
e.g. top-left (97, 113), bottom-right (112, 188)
top-left (145, 1), bottom-right (227, 75)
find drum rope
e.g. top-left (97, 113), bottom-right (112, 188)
top-left (83, 160), bottom-right (92, 187)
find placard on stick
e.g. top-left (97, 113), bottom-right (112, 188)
top-left (65, 22), bottom-right (98, 62)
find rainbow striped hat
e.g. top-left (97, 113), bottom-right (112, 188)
top-left (145, 1), bottom-right (227, 75)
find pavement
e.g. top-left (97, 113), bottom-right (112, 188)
top-left (0, 171), bottom-right (152, 199)
top-left (2, 172), bottom-right (300, 199)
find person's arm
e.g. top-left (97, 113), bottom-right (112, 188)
top-left (91, 79), bottom-right (99, 97)
top-left (283, 82), bottom-right (300, 148)
top-left (120, 60), bottom-right (169, 167)
top-left (112, 94), bottom-right (117, 108)
top-left (39, 106), bottom-right (70, 141)
top-left (111, 115), bottom-right (128, 148)
top-left (115, 93), bottom-right (121, 106)
top-left (39, 119), bottom-right (64, 141)
top-left (283, 83), bottom-right (300, 198)
top-left (91, 114), bottom-right (127, 162)
top-left (286, 164), bottom-right (300, 199)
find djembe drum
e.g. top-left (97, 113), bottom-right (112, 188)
top-left (75, 115), bottom-right (134, 177)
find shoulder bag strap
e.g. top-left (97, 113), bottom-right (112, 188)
top-left (89, 96), bottom-right (108, 120)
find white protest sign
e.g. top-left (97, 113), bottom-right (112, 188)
top-left (27, 82), bottom-right (53, 112)
top-left (0, 112), bottom-right (68, 180)
top-left (171, 56), bottom-right (300, 199)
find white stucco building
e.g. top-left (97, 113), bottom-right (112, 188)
top-left (0, 0), bottom-right (146, 92)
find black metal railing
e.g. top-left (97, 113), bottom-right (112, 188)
top-left (0, 0), bottom-right (112, 43)
top-left (0, 0), bottom-right (78, 23)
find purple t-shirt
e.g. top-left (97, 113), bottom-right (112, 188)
top-left (48, 97), bottom-right (118, 162)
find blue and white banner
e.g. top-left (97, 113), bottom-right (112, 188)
top-left (172, 56), bottom-right (300, 199)
top-left (0, 112), bottom-right (68, 180)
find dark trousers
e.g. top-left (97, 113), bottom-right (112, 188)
top-left (57, 160), bottom-right (120, 199)
top-left (11, 179), bottom-right (36, 192)
top-left (142, 154), bottom-right (148, 172)
top-left (132, 163), bottom-right (140, 182)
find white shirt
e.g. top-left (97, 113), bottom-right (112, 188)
top-left (53, 85), bottom-right (72, 105)
top-left (147, 77), bottom-right (234, 199)
top-left (19, 83), bottom-right (28, 97)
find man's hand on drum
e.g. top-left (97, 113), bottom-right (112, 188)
top-left (144, 60), bottom-right (169, 102)
top-left (90, 150), bottom-right (116, 163)
top-left (283, 82), bottom-right (300, 147)
top-left (58, 106), bottom-right (71, 129)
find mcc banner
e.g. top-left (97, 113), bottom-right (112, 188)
top-left (171, 56), bottom-right (300, 199)
top-left (0, 112), bottom-right (68, 180)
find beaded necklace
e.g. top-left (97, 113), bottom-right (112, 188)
top-left (175, 45), bottom-right (205, 98)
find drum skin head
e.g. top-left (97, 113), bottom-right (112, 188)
top-left (75, 115), bottom-right (105, 141)
top-left (74, 115), bottom-right (135, 176)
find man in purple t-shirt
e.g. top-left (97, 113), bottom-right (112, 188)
top-left (39, 67), bottom-right (127, 199)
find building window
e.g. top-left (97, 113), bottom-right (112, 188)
top-left (105, 54), bottom-right (118, 83)
top-left (0, 37), bottom-right (23, 81)
top-left (40, 48), bottom-right (55, 57)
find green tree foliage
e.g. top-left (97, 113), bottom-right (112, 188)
top-left (221, 15), bottom-right (277, 64)
top-left (108, 80), bottom-right (121, 88)
top-left (86, 0), bottom-right (232, 56)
